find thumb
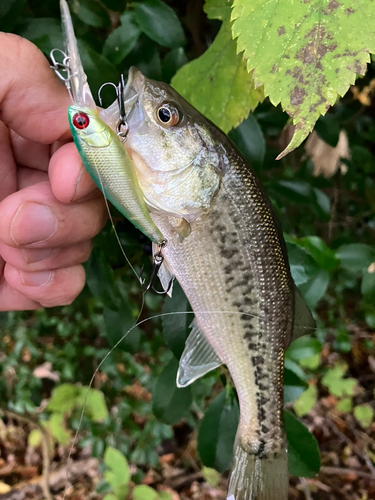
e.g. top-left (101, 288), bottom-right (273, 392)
top-left (0, 32), bottom-right (71, 144)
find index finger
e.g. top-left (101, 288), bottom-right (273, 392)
top-left (0, 32), bottom-right (71, 144)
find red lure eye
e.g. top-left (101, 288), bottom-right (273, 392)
top-left (72, 112), bottom-right (89, 129)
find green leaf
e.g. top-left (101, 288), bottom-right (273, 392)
top-left (123, 34), bottom-right (162, 80)
top-left (77, 387), bottom-right (109, 422)
top-left (172, 0), bottom-right (263, 133)
top-left (103, 307), bottom-right (140, 353)
top-left (197, 387), bottom-right (239, 473)
top-left (152, 358), bottom-right (192, 424)
top-left (103, 12), bottom-right (141, 65)
top-left (336, 397), bottom-right (352, 413)
top-left (315, 114), bottom-right (340, 147)
top-left (100, 0), bottom-right (126, 11)
top-left (232, 0), bottom-right (375, 157)
top-left (272, 182), bottom-right (330, 221)
top-left (284, 410), bottom-right (321, 477)
top-left (0, 0), bottom-right (27, 31)
top-left (17, 18), bottom-right (63, 55)
top-left (49, 413), bottom-right (71, 445)
top-left (321, 363), bottom-right (357, 397)
top-left (361, 268), bottom-right (375, 298)
top-left (72, 0), bottom-right (110, 28)
top-left (286, 240), bottom-right (319, 287)
top-left (293, 385), bottom-right (318, 417)
top-left (162, 47), bottom-right (188, 83)
top-left (286, 336), bottom-right (322, 363)
top-left (47, 383), bottom-right (79, 413)
top-left (133, 0), bottom-right (185, 48)
top-left (297, 236), bottom-right (339, 272)
top-left (202, 466), bottom-right (221, 487)
top-left (229, 114), bottom-right (265, 168)
top-left (336, 243), bottom-right (375, 272)
top-left (78, 42), bottom-right (119, 106)
top-left (298, 269), bottom-right (330, 309)
top-left (159, 492), bottom-right (173, 500)
top-left (133, 485), bottom-right (159, 500)
top-left (284, 367), bottom-right (308, 403)
top-left (299, 354), bottom-right (321, 370)
top-left (354, 404), bottom-right (374, 428)
top-left (28, 429), bottom-right (42, 448)
top-left (275, 181), bottom-right (312, 204)
top-left (284, 358), bottom-right (307, 382)
top-left (85, 246), bottom-right (120, 309)
top-left (162, 282), bottom-right (190, 359)
top-left (312, 188), bottom-right (331, 220)
top-left (104, 447), bottom-right (131, 493)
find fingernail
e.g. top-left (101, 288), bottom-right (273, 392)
top-left (11, 203), bottom-right (58, 246)
top-left (19, 270), bottom-right (53, 286)
top-left (22, 248), bottom-right (53, 264)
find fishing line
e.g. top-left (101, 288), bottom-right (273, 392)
top-left (62, 306), bottom-right (317, 499)
top-left (93, 164), bottom-right (142, 283)
top-left (63, 163), bottom-right (148, 499)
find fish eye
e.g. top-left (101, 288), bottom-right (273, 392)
top-left (156, 104), bottom-right (180, 127)
top-left (73, 112), bottom-right (90, 130)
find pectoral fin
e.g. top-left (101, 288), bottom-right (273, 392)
top-left (177, 319), bottom-right (222, 388)
top-left (286, 285), bottom-right (316, 348)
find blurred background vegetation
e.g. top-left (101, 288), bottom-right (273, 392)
top-left (1, 0), bottom-right (375, 499)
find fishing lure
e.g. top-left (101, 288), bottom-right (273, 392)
top-left (51, 0), bottom-right (164, 249)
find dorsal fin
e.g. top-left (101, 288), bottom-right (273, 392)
top-left (177, 319), bottom-right (222, 388)
top-left (286, 285), bottom-right (316, 348)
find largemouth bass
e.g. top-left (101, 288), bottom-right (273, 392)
top-left (105, 67), bottom-right (315, 500)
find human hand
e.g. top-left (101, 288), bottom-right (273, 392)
top-left (0, 33), bottom-right (107, 311)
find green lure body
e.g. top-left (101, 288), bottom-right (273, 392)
top-left (68, 105), bottom-right (164, 245)
top-left (59, 0), bottom-right (164, 246)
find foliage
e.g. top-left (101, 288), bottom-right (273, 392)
top-left (1, 0), bottom-right (375, 497)
top-left (102, 447), bottom-right (171, 500)
top-left (231, 0), bottom-right (375, 157)
top-left (172, 0), bottom-right (263, 133)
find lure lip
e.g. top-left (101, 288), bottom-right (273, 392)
top-left (60, 0), bottom-right (96, 109)
top-left (123, 67), bottom-right (144, 111)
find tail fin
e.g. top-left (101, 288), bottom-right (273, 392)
top-left (227, 442), bottom-right (288, 500)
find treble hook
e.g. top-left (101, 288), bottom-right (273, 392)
top-left (98, 77), bottom-right (128, 142)
top-left (141, 240), bottom-right (174, 295)
top-left (50, 48), bottom-right (73, 100)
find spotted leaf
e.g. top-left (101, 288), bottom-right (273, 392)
top-left (231, 0), bottom-right (375, 157)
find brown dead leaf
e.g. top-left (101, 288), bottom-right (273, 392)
top-left (351, 79), bottom-right (375, 106)
top-left (306, 130), bottom-right (350, 178)
top-left (16, 465), bottom-right (38, 480)
top-left (124, 380), bottom-right (151, 401)
top-left (160, 453), bottom-right (176, 465)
